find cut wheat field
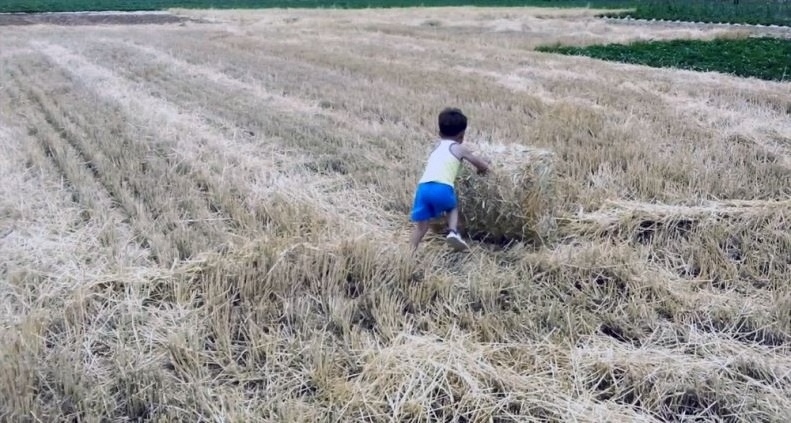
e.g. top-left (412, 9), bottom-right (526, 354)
top-left (1, 6), bottom-right (791, 422)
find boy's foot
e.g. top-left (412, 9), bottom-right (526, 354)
top-left (446, 231), bottom-right (469, 251)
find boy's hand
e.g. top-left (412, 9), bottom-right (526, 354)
top-left (477, 157), bottom-right (491, 175)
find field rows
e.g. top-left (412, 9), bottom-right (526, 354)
top-left (1, 8), bottom-right (790, 422)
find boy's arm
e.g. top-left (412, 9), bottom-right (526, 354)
top-left (457, 145), bottom-right (491, 174)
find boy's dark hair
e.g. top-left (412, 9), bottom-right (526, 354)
top-left (438, 107), bottom-right (467, 138)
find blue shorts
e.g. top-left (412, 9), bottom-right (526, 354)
top-left (410, 182), bottom-right (457, 222)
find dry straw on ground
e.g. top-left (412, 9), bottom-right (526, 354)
top-left (564, 198), bottom-right (791, 240)
top-left (347, 331), bottom-right (577, 421)
top-left (2, 6), bottom-right (791, 422)
top-left (442, 142), bottom-right (557, 245)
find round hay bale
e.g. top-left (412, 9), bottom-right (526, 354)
top-left (430, 142), bottom-right (558, 245)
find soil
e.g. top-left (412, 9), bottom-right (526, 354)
top-left (0, 11), bottom-right (199, 26)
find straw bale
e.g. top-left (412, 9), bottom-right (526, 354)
top-left (429, 142), bottom-right (558, 245)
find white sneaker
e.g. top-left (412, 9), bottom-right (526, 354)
top-left (446, 231), bottom-right (469, 251)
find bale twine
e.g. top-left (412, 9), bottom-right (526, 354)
top-left (429, 142), bottom-right (558, 245)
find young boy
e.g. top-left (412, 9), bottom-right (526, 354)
top-left (409, 107), bottom-right (491, 252)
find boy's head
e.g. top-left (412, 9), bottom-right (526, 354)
top-left (438, 107), bottom-right (467, 142)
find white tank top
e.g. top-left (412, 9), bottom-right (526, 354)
top-left (418, 139), bottom-right (462, 187)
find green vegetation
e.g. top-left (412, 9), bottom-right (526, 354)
top-left (604, 0), bottom-right (791, 27)
top-left (0, 0), bottom-right (634, 13)
top-left (537, 36), bottom-right (791, 82)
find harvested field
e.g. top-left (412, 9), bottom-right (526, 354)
top-left (1, 7), bottom-right (790, 422)
top-left (0, 11), bottom-right (196, 26)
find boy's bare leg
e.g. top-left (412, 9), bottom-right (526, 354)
top-left (447, 208), bottom-right (459, 233)
top-left (410, 221), bottom-right (430, 252)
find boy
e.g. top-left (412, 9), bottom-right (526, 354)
top-left (409, 107), bottom-right (491, 252)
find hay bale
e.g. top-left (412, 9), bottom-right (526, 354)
top-left (429, 142), bottom-right (557, 245)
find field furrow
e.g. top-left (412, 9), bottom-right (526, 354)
top-left (38, 46), bottom-right (389, 259)
top-left (47, 36), bottom-right (423, 229)
top-left (66, 39), bottom-right (384, 161)
top-left (99, 36), bottom-right (438, 215)
top-left (16, 69), bottom-right (188, 264)
top-left (0, 48), bottom-right (150, 282)
top-left (6, 60), bottom-right (170, 262)
top-left (32, 41), bottom-right (277, 239)
top-left (115, 28), bottom-right (550, 138)
top-left (3, 68), bottom-right (117, 224)
top-left (34, 35), bottom-right (427, 241)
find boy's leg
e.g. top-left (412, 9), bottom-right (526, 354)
top-left (410, 221), bottom-right (430, 252)
top-left (409, 183), bottom-right (435, 252)
top-left (445, 212), bottom-right (469, 251)
top-left (447, 207), bottom-right (460, 234)
top-left (439, 186), bottom-right (469, 251)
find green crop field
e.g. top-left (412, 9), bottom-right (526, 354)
top-left (537, 36), bottom-right (791, 82)
top-left (604, 0), bottom-right (791, 27)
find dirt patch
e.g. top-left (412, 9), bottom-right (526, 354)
top-left (0, 12), bottom-right (198, 26)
